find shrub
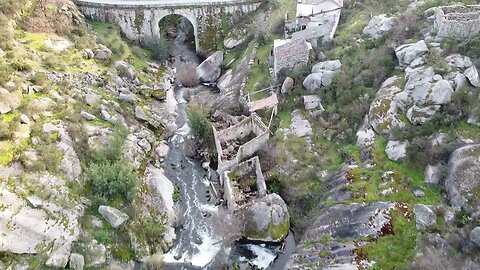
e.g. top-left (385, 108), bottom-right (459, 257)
top-left (145, 254), bottom-right (164, 270)
top-left (85, 124), bottom-right (137, 203)
top-left (30, 72), bottom-right (48, 86)
top-left (177, 62), bottom-right (198, 87)
top-left (0, 62), bottom-right (12, 85)
top-left (0, 119), bottom-right (13, 140)
top-left (0, 12), bottom-right (13, 50)
top-left (187, 104), bottom-right (212, 139)
top-left (146, 35), bottom-right (170, 62)
top-left (10, 60), bottom-right (31, 72)
top-left (459, 36), bottom-right (480, 61)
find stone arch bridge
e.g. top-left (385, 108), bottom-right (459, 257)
top-left (74, 0), bottom-right (263, 53)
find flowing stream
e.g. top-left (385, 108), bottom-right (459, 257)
top-left (157, 18), bottom-right (296, 269)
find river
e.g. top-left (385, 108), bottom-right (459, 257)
top-left (156, 17), bottom-right (295, 270)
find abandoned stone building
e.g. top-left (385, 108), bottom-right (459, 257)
top-left (221, 156), bottom-right (267, 211)
top-left (435, 5), bottom-right (480, 40)
top-left (213, 113), bottom-right (270, 174)
top-left (292, 0), bottom-right (344, 42)
top-left (273, 38), bottom-right (312, 78)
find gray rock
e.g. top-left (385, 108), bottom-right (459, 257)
top-left (281, 77), bottom-right (294, 94)
top-left (241, 194), bottom-right (290, 242)
top-left (445, 144), bottom-right (480, 214)
top-left (385, 140), bottom-right (408, 161)
top-left (425, 164), bottom-right (441, 185)
top-left (363, 14), bottom-right (398, 39)
top-left (470, 227), bottom-right (480, 246)
top-left (26, 195), bottom-right (43, 208)
top-left (115, 61), bottom-right (136, 80)
top-left (100, 110), bottom-right (111, 121)
top-left (311, 60), bottom-right (342, 73)
top-left (303, 70), bottom-right (336, 91)
top-left (20, 114), bottom-right (30, 125)
top-left (217, 69), bottom-right (233, 91)
top-left (395, 40), bottom-right (429, 67)
top-left (405, 66), bottom-right (434, 103)
top-left (45, 240), bottom-right (73, 268)
top-left (413, 189), bottom-right (425, 197)
top-left (85, 240), bottom-right (106, 267)
top-left (414, 204), bottom-right (436, 230)
top-left (407, 105), bottom-right (440, 125)
top-left (465, 66), bottom-right (480, 87)
top-left (155, 142), bottom-right (169, 160)
top-left (224, 38), bottom-right (244, 50)
top-left (118, 93), bottom-right (137, 103)
top-left (98, 205), bottom-right (129, 228)
top-left (80, 111), bottom-right (96, 121)
top-left (137, 138), bottom-right (151, 152)
top-left (0, 87), bottom-right (21, 114)
top-left (69, 253), bottom-right (84, 270)
top-left (85, 93), bottom-right (100, 106)
top-left (143, 165), bottom-right (176, 226)
top-left (83, 49), bottom-right (94, 59)
top-left (134, 106), bottom-right (148, 121)
top-left (196, 51), bottom-right (223, 82)
top-left (427, 79), bottom-right (453, 105)
top-left (433, 74), bottom-right (443, 81)
top-left (445, 54), bottom-right (473, 70)
top-left (368, 76), bottom-right (405, 135)
top-left (454, 73), bottom-right (467, 90)
top-left (0, 48), bottom-right (4, 58)
top-left (94, 45), bottom-right (112, 60)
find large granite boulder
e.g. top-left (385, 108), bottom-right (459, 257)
top-left (289, 202), bottom-right (394, 269)
top-left (142, 165), bottom-right (176, 226)
top-left (0, 87), bottom-right (21, 114)
top-left (395, 40), bottom-right (429, 67)
top-left (407, 104), bottom-right (440, 125)
top-left (368, 76), bottom-right (405, 135)
top-left (98, 205), bottom-right (129, 228)
top-left (385, 140), bottom-right (408, 162)
top-left (303, 61), bottom-right (341, 91)
top-left (0, 174), bottom-right (82, 255)
top-left (465, 66), bottom-right (480, 87)
top-left (94, 45), bottom-right (112, 60)
top-left (46, 240), bottom-right (73, 268)
top-left (413, 204), bottom-right (436, 230)
top-left (281, 77), bottom-right (294, 94)
top-left (363, 14), bottom-right (398, 39)
top-left (196, 51), bottom-right (223, 82)
top-left (69, 253), bottom-right (85, 270)
top-left (470, 227), bottom-right (480, 247)
top-left (445, 144), bottom-right (480, 216)
top-left (115, 61), bottom-right (136, 80)
top-left (241, 194), bottom-right (290, 242)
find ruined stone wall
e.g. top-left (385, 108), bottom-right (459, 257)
top-left (435, 5), bottom-right (480, 40)
top-left (222, 171), bottom-right (237, 211)
top-left (214, 114), bottom-right (270, 173)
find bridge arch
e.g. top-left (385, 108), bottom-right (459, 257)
top-left (154, 11), bottom-right (199, 53)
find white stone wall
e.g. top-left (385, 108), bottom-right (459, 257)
top-left (435, 5), bottom-right (480, 40)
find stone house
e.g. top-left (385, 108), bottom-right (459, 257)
top-left (435, 5), bottom-right (480, 40)
top-left (273, 38), bottom-right (312, 78)
top-left (292, 0), bottom-right (344, 42)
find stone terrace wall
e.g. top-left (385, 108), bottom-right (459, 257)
top-left (435, 5), bottom-right (480, 40)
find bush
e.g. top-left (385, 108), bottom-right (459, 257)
top-left (0, 119), bottom-right (13, 140)
top-left (146, 35), bottom-right (170, 62)
top-left (145, 254), bottom-right (164, 270)
top-left (177, 63), bottom-right (198, 87)
top-left (85, 125), bottom-right (137, 203)
top-left (459, 36), bottom-right (480, 61)
top-left (0, 12), bottom-right (13, 50)
top-left (187, 104), bottom-right (212, 139)
top-left (11, 60), bottom-right (31, 72)
top-left (0, 62), bottom-right (12, 85)
top-left (30, 72), bottom-right (48, 86)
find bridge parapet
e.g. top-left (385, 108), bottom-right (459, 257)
top-left (74, 0), bottom-right (263, 53)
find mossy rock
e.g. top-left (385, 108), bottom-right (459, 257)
top-left (241, 193), bottom-right (290, 242)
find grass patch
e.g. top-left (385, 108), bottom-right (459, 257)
top-left (89, 21), bottom-right (152, 70)
top-left (245, 42), bottom-right (273, 99)
top-left (362, 210), bottom-right (417, 270)
top-left (347, 138), bottom-right (441, 205)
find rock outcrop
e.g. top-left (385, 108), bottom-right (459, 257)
top-left (241, 194), bottom-right (290, 242)
top-left (363, 14), bottom-right (398, 39)
top-left (196, 51), bottom-right (223, 82)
